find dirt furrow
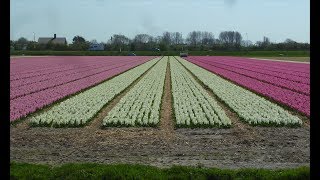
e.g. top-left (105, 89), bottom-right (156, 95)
top-left (159, 56), bottom-right (175, 141)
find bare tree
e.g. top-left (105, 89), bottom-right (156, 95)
top-left (162, 31), bottom-right (172, 45)
top-left (219, 31), bottom-right (242, 48)
top-left (186, 31), bottom-right (202, 47)
top-left (109, 34), bottom-right (130, 51)
top-left (90, 39), bottom-right (98, 44)
top-left (201, 31), bottom-right (214, 46)
top-left (235, 32), bottom-right (242, 48)
top-left (172, 32), bottom-right (183, 45)
top-left (219, 31), bottom-right (230, 46)
top-left (241, 40), bottom-right (252, 47)
top-left (133, 34), bottom-right (153, 50)
top-left (284, 38), bottom-right (295, 43)
top-left (263, 36), bottom-right (270, 45)
top-left (134, 34), bottom-right (151, 44)
top-left (256, 36), bottom-right (271, 48)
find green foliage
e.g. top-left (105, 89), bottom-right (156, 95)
top-left (10, 162), bottom-right (310, 180)
top-left (11, 50), bottom-right (309, 57)
top-left (11, 31), bottom-right (310, 53)
top-left (73, 35), bottom-right (86, 44)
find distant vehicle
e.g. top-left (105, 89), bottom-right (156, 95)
top-left (88, 43), bottom-right (104, 51)
top-left (148, 48), bottom-right (160, 51)
top-left (128, 52), bottom-right (136, 56)
top-left (180, 52), bottom-right (188, 57)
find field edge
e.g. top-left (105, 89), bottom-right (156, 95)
top-left (10, 162), bottom-right (310, 179)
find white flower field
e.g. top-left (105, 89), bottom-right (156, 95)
top-left (176, 56), bottom-right (302, 126)
top-left (170, 57), bottom-right (231, 127)
top-left (103, 57), bottom-right (167, 127)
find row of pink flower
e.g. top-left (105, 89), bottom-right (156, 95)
top-left (192, 56), bottom-right (310, 80)
top-left (11, 62), bottom-right (106, 88)
top-left (10, 59), bottom-right (104, 80)
top-left (10, 58), bottom-right (141, 88)
top-left (10, 56), bottom-right (149, 79)
top-left (10, 56), bottom-right (104, 76)
top-left (211, 56), bottom-right (310, 73)
top-left (188, 58), bottom-right (309, 95)
top-left (10, 56), bottom-right (154, 121)
top-left (186, 58), bottom-right (310, 116)
top-left (10, 56), bottom-right (125, 74)
top-left (209, 57), bottom-right (310, 79)
top-left (220, 57), bottom-right (310, 78)
top-left (10, 60), bottom-right (146, 100)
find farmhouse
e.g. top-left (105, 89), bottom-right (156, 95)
top-left (38, 34), bottom-right (67, 45)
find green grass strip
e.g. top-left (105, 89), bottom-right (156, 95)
top-left (10, 162), bottom-right (309, 180)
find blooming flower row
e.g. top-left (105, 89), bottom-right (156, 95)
top-left (185, 58), bottom-right (310, 116)
top-left (28, 58), bottom-right (161, 127)
top-left (188, 56), bottom-right (309, 84)
top-left (192, 56), bottom-right (309, 74)
top-left (10, 59), bottom-right (138, 88)
top-left (170, 57), bottom-right (231, 128)
top-left (176, 57), bottom-right (302, 126)
top-left (103, 58), bottom-right (167, 127)
top-left (10, 56), bottom-right (156, 79)
top-left (10, 56), bottom-right (114, 79)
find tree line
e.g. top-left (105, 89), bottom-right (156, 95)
top-left (10, 31), bottom-right (309, 51)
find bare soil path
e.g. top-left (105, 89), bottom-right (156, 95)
top-left (249, 57), bottom-right (310, 63)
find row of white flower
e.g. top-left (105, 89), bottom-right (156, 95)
top-left (28, 57), bottom-right (161, 127)
top-left (103, 57), bottom-right (168, 127)
top-left (170, 57), bottom-right (231, 127)
top-left (176, 56), bottom-right (302, 126)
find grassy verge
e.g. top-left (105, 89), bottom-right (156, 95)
top-left (250, 57), bottom-right (310, 62)
top-left (11, 50), bottom-right (309, 57)
top-left (10, 162), bottom-right (309, 180)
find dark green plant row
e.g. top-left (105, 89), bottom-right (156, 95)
top-left (10, 162), bottom-right (309, 180)
top-left (11, 50), bottom-right (309, 57)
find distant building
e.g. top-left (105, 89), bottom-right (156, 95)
top-left (38, 34), bottom-right (67, 45)
top-left (88, 43), bottom-right (104, 51)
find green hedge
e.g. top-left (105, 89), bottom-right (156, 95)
top-left (10, 50), bottom-right (309, 57)
top-left (10, 162), bottom-right (310, 180)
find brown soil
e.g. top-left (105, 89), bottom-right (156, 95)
top-left (10, 57), bottom-right (310, 169)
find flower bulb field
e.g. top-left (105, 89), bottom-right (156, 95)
top-left (10, 56), bottom-right (309, 169)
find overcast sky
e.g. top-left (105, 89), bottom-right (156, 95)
top-left (10, 0), bottom-right (310, 43)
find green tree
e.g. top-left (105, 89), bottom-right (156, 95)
top-left (72, 36), bottom-right (86, 44)
top-left (13, 37), bottom-right (29, 50)
top-left (17, 37), bottom-right (28, 45)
